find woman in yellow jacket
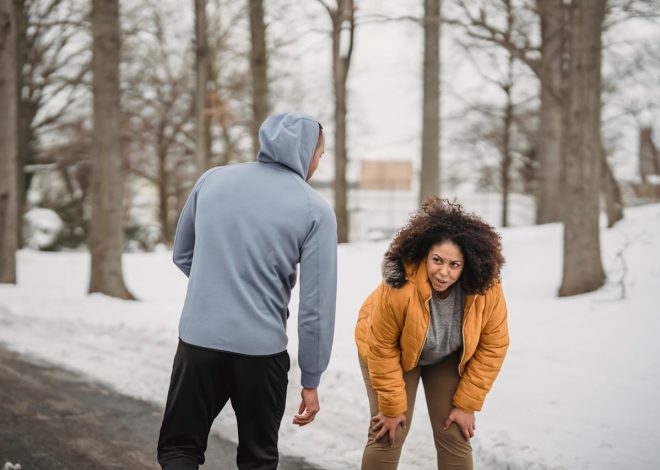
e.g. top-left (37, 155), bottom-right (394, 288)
top-left (355, 198), bottom-right (509, 469)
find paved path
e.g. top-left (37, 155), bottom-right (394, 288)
top-left (0, 344), bottom-right (319, 470)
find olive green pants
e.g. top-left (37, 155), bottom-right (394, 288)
top-left (359, 351), bottom-right (472, 470)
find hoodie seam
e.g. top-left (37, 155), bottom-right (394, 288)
top-left (194, 167), bottom-right (222, 198)
top-left (297, 179), bottom-right (322, 376)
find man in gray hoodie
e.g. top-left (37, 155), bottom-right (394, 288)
top-left (157, 112), bottom-right (337, 470)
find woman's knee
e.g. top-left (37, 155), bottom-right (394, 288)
top-left (434, 424), bottom-right (472, 462)
top-left (362, 425), bottom-right (409, 470)
top-left (366, 420), bottom-right (409, 450)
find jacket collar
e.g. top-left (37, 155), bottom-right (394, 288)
top-left (382, 255), bottom-right (478, 308)
top-left (383, 256), bottom-right (432, 299)
top-left (411, 261), bottom-right (432, 302)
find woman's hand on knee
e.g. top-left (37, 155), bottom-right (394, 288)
top-left (443, 407), bottom-right (475, 441)
top-left (371, 412), bottom-right (406, 448)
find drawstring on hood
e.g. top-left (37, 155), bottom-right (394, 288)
top-left (256, 112), bottom-right (321, 179)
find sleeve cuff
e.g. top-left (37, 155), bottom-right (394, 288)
top-left (378, 398), bottom-right (407, 417)
top-left (301, 371), bottom-right (321, 388)
top-left (452, 392), bottom-right (482, 413)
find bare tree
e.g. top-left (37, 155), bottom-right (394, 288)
top-left (449, 0), bottom-right (627, 229)
top-left (14, 0), bottom-right (88, 246)
top-left (317, 0), bottom-right (355, 243)
top-left (120, 2), bottom-right (192, 244)
top-left (0, 0), bottom-right (19, 283)
top-left (88, 0), bottom-right (133, 299)
top-left (536, 0), bottom-right (566, 224)
top-left (420, 0), bottom-right (441, 204)
top-left (38, 119), bottom-right (91, 247)
top-left (206, 0), bottom-right (252, 166)
top-left (558, 0), bottom-right (606, 296)
top-left (450, 0), bottom-right (535, 227)
top-left (639, 127), bottom-right (659, 183)
top-left (446, 0), bottom-right (544, 207)
top-left (449, 1), bottom-right (563, 224)
top-left (14, 0), bottom-right (26, 246)
top-left (601, 144), bottom-right (623, 227)
top-left (124, 0), bottom-right (259, 246)
top-left (500, 45), bottom-right (515, 227)
top-left (248, 0), bottom-right (269, 155)
top-left (536, 1), bottom-right (626, 229)
top-left (122, 4), bottom-right (195, 245)
top-left (194, 0), bottom-right (211, 173)
top-left (205, 0), bottom-right (308, 166)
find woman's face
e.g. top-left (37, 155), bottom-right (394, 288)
top-left (426, 240), bottom-right (464, 293)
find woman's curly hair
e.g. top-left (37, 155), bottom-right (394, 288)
top-left (385, 197), bottom-right (504, 295)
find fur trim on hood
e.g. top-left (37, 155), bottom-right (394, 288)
top-left (382, 253), bottom-right (407, 288)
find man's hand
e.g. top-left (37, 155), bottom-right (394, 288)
top-left (443, 407), bottom-right (476, 441)
top-left (370, 412), bottom-right (407, 448)
top-left (293, 387), bottom-right (320, 426)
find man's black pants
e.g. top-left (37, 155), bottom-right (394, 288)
top-left (157, 340), bottom-right (290, 470)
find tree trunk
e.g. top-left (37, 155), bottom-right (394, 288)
top-left (157, 146), bottom-right (171, 244)
top-left (89, 0), bottom-right (134, 299)
top-left (419, 0), bottom-right (441, 205)
top-left (638, 127), bottom-right (658, 183)
top-left (0, 0), bottom-right (19, 283)
top-left (501, 83), bottom-right (513, 228)
top-left (535, 0), bottom-right (566, 224)
top-left (249, 0), bottom-right (269, 156)
top-left (14, 0), bottom-right (25, 248)
top-left (194, 0), bottom-right (210, 173)
top-left (558, 0), bottom-right (606, 297)
top-left (16, 97), bottom-right (36, 250)
top-left (500, 1), bottom-right (514, 228)
top-left (601, 145), bottom-right (623, 228)
top-left (330, 0), bottom-right (354, 243)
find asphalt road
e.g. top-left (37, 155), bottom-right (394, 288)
top-left (0, 344), bottom-right (319, 470)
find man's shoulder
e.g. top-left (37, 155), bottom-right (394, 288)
top-left (305, 189), bottom-right (335, 223)
top-left (198, 162), bottom-right (253, 183)
top-left (211, 161), bottom-right (256, 175)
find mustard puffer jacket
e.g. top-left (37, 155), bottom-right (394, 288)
top-left (355, 258), bottom-right (509, 416)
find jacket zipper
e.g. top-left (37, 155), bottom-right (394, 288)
top-left (414, 293), bottom-right (432, 367)
top-left (458, 296), bottom-right (478, 376)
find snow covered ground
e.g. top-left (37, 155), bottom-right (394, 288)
top-left (1, 203), bottom-right (659, 469)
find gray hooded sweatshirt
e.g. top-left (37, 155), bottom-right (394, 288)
top-left (173, 112), bottom-right (337, 388)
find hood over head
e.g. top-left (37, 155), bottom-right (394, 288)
top-left (256, 112), bottom-right (321, 179)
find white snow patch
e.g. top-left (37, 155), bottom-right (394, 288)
top-left (1, 204), bottom-right (660, 469)
top-left (2, 462), bottom-right (22, 470)
top-left (22, 208), bottom-right (63, 250)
